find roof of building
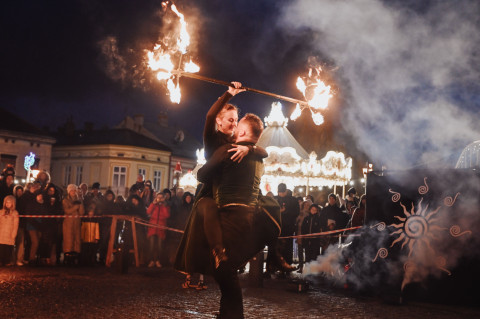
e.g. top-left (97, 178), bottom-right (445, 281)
top-left (55, 128), bottom-right (171, 152)
top-left (142, 121), bottom-right (202, 160)
top-left (0, 107), bottom-right (55, 139)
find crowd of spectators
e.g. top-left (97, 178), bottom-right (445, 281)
top-left (267, 183), bottom-right (366, 274)
top-left (0, 166), bottom-right (194, 268)
top-left (0, 165), bottom-right (365, 275)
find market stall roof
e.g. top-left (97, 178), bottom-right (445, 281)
top-left (257, 103), bottom-right (309, 159)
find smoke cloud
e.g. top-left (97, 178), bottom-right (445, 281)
top-left (280, 0), bottom-right (480, 169)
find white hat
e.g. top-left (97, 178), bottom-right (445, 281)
top-left (67, 184), bottom-right (78, 193)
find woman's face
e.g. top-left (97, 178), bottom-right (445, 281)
top-left (156, 194), bottom-right (165, 203)
top-left (16, 189), bottom-right (23, 197)
top-left (216, 109), bottom-right (238, 136)
top-left (185, 195), bottom-right (192, 204)
top-left (68, 189), bottom-right (77, 198)
top-left (310, 206), bottom-right (318, 214)
top-left (106, 193), bottom-right (114, 202)
top-left (4, 199), bottom-right (13, 209)
top-left (47, 187), bottom-right (55, 196)
top-left (328, 196), bottom-right (336, 206)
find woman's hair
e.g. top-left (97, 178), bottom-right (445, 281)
top-left (3, 195), bottom-right (16, 211)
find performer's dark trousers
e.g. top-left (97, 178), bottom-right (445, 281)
top-left (213, 205), bottom-right (279, 319)
top-left (213, 261), bottom-right (244, 319)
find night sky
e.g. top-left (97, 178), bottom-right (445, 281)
top-left (2, 0), bottom-right (479, 170)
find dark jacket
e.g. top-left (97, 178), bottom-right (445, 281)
top-left (301, 213), bottom-right (322, 247)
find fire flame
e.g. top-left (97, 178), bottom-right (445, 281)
top-left (293, 67), bottom-right (332, 125)
top-left (146, 1), bottom-right (199, 104)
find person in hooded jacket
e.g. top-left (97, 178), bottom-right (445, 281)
top-left (146, 193), bottom-right (170, 268)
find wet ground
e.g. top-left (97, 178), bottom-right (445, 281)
top-left (0, 265), bottom-right (478, 318)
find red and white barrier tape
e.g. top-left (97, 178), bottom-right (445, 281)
top-left (278, 226), bottom-right (362, 239)
top-left (19, 214), bottom-right (362, 237)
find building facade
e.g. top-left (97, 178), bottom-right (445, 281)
top-left (0, 108), bottom-right (56, 181)
top-left (51, 129), bottom-right (171, 196)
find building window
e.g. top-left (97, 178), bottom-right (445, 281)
top-left (138, 168), bottom-right (146, 179)
top-left (64, 165), bottom-right (72, 185)
top-left (75, 166), bottom-right (83, 185)
top-left (113, 166), bottom-right (127, 190)
top-left (153, 170), bottom-right (162, 191)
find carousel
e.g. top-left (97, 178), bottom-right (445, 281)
top-left (180, 102), bottom-right (352, 196)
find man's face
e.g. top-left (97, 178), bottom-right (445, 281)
top-left (6, 175), bottom-right (13, 186)
top-left (216, 110), bottom-right (238, 136)
top-left (80, 184), bottom-right (88, 194)
top-left (137, 174), bottom-right (144, 183)
top-left (176, 189), bottom-right (184, 198)
top-left (234, 119), bottom-right (249, 141)
top-left (328, 196), bottom-right (336, 206)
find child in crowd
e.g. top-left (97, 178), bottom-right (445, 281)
top-left (146, 193), bottom-right (170, 268)
top-left (0, 195), bottom-right (19, 266)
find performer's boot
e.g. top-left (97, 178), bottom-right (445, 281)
top-left (212, 245), bottom-right (228, 269)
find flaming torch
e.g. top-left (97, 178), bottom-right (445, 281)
top-left (146, 1), bottom-right (199, 104)
top-left (146, 2), bottom-right (331, 125)
top-left (291, 67), bottom-right (332, 125)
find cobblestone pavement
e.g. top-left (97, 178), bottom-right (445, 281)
top-left (0, 265), bottom-right (478, 318)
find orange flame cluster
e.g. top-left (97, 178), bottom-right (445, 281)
top-left (291, 67), bottom-right (332, 125)
top-left (146, 2), bottom-right (199, 103)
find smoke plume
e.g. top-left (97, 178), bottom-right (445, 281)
top-left (280, 0), bottom-right (480, 169)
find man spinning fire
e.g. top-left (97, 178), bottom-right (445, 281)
top-left (175, 82), bottom-right (294, 318)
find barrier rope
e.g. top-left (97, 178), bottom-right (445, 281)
top-left (18, 214), bottom-right (362, 238)
top-left (278, 226), bottom-right (362, 239)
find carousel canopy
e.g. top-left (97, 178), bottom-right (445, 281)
top-left (257, 102), bottom-right (309, 159)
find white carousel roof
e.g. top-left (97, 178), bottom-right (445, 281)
top-left (257, 102), bottom-right (309, 159)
